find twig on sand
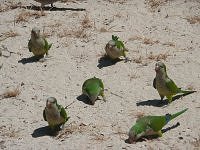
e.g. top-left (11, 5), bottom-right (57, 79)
top-left (65, 100), bottom-right (76, 109)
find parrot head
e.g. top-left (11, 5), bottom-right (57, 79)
top-left (155, 61), bottom-right (167, 74)
top-left (128, 123), bottom-right (145, 143)
top-left (31, 27), bottom-right (41, 39)
top-left (46, 97), bottom-right (58, 109)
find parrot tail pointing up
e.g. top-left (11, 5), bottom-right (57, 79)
top-left (165, 108), bottom-right (188, 124)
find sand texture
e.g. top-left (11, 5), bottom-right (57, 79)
top-left (0, 0), bottom-right (200, 149)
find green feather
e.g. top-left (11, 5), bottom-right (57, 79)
top-left (112, 35), bottom-right (125, 49)
top-left (44, 38), bottom-right (52, 55)
top-left (82, 77), bottom-right (105, 102)
top-left (59, 106), bottom-right (67, 121)
top-left (165, 78), bottom-right (180, 94)
top-left (130, 108), bottom-right (188, 140)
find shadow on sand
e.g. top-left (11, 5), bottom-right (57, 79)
top-left (32, 126), bottom-right (59, 138)
top-left (18, 56), bottom-right (44, 64)
top-left (97, 55), bottom-right (123, 69)
top-left (76, 94), bottom-right (93, 105)
top-left (136, 91), bottom-right (196, 107)
top-left (22, 5), bottom-right (85, 11)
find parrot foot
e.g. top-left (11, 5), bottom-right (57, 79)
top-left (124, 57), bottom-right (131, 62)
top-left (38, 57), bottom-right (46, 63)
top-left (49, 4), bottom-right (54, 11)
top-left (91, 100), bottom-right (95, 105)
top-left (60, 124), bottom-right (65, 130)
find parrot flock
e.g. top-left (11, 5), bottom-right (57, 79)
top-left (13, 2), bottom-right (196, 144)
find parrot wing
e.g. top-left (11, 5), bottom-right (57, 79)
top-left (153, 78), bottom-right (156, 89)
top-left (165, 78), bottom-right (180, 94)
top-left (44, 38), bottom-right (52, 52)
top-left (28, 39), bottom-right (32, 52)
top-left (43, 109), bottom-right (47, 121)
top-left (58, 105), bottom-right (68, 122)
top-left (147, 116), bottom-right (166, 132)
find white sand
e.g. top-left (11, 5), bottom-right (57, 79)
top-left (0, 0), bottom-right (200, 149)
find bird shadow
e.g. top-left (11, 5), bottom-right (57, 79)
top-left (32, 126), bottom-right (59, 138)
top-left (136, 99), bottom-right (168, 107)
top-left (161, 122), bottom-right (180, 133)
top-left (136, 92), bottom-right (196, 107)
top-left (97, 55), bottom-right (123, 69)
top-left (125, 122), bottom-right (180, 143)
top-left (18, 56), bottom-right (43, 64)
top-left (76, 94), bottom-right (93, 105)
top-left (22, 5), bottom-right (86, 11)
top-left (76, 94), bottom-right (102, 105)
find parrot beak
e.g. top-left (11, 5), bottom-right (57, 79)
top-left (46, 101), bottom-right (52, 108)
top-left (127, 136), bottom-right (135, 144)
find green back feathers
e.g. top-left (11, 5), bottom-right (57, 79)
top-left (165, 78), bottom-right (180, 94)
top-left (148, 108), bottom-right (188, 131)
top-left (132, 108), bottom-right (188, 135)
top-left (82, 77), bottom-right (104, 96)
top-left (112, 35), bottom-right (125, 49)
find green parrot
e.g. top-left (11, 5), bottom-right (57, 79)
top-left (153, 61), bottom-right (196, 103)
top-left (28, 27), bottom-right (52, 58)
top-left (105, 35), bottom-right (128, 60)
top-left (43, 97), bottom-right (70, 130)
top-left (128, 108), bottom-right (188, 143)
top-left (82, 77), bottom-right (106, 105)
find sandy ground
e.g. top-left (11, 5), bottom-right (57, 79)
top-left (0, 0), bottom-right (200, 149)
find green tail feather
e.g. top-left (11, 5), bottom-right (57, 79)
top-left (180, 90), bottom-right (196, 95)
top-left (170, 108), bottom-right (188, 121)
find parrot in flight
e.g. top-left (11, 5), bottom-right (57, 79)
top-left (43, 97), bottom-right (70, 131)
top-left (82, 77), bottom-right (106, 105)
top-left (153, 61), bottom-right (196, 103)
top-left (128, 108), bottom-right (188, 143)
top-left (28, 27), bottom-right (52, 58)
top-left (105, 35), bottom-right (128, 60)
